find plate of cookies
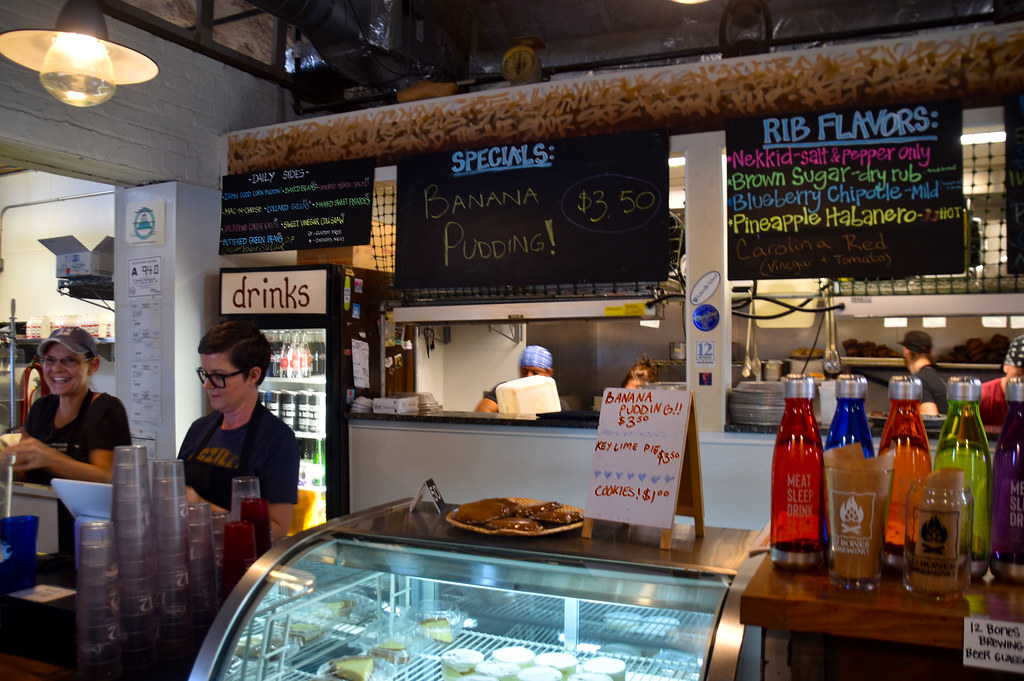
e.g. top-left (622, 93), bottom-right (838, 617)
top-left (446, 497), bottom-right (584, 536)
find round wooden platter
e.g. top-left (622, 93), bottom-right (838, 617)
top-left (446, 497), bottom-right (585, 537)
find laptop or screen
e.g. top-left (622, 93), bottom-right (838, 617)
top-left (50, 478), bottom-right (112, 520)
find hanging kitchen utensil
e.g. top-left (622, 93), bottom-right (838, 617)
top-left (750, 318), bottom-right (762, 381)
top-left (741, 315), bottom-right (753, 378)
top-left (823, 289), bottom-right (842, 375)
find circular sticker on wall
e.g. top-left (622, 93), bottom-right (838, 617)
top-left (692, 304), bottom-right (720, 331)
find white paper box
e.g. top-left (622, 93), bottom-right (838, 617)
top-left (372, 396), bottom-right (420, 414)
top-left (496, 375), bottom-right (561, 415)
top-left (39, 235), bottom-right (115, 279)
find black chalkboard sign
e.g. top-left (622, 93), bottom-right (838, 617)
top-left (1006, 94), bottom-right (1024, 275)
top-left (395, 130), bottom-right (670, 289)
top-left (726, 100), bottom-right (965, 280)
top-left (219, 158), bottom-right (374, 255)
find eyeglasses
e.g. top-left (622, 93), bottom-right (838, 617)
top-left (41, 355), bottom-right (89, 369)
top-left (196, 367), bottom-right (245, 388)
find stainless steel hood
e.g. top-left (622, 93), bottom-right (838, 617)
top-left (391, 298), bottom-right (662, 323)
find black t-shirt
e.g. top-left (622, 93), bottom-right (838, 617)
top-left (915, 364), bottom-right (949, 414)
top-left (22, 391), bottom-right (132, 553)
top-left (23, 391), bottom-right (132, 486)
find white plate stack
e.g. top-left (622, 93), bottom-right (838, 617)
top-left (729, 381), bottom-right (786, 426)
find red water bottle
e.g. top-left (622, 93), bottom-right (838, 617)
top-left (879, 375), bottom-right (931, 570)
top-left (770, 374), bottom-right (824, 570)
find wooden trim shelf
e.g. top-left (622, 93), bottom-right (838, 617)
top-left (740, 554), bottom-right (1024, 650)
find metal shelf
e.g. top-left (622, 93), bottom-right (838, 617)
top-left (841, 357), bottom-right (1000, 371)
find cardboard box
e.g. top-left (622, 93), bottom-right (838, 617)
top-left (296, 244), bottom-right (376, 269)
top-left (39, 235), bottom-right (114, 279)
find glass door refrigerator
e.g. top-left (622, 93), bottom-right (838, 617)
top-left (218, 264), bottom-right (384, 528)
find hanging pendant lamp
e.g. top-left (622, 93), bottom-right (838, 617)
top-left (0, 0), bottom-right (158, 107)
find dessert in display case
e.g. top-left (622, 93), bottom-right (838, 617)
top-left (189, 499), bottom-right (760, 681)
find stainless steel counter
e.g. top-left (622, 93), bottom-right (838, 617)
top-left (330, 498), bottom-right (760, 578)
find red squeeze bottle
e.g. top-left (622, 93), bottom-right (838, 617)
top-left (770, 374), bottom-right (824, 570)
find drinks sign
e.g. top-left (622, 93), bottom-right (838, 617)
top-left (219, 267), bottom-right (328, 315)
top-left (726, 100), bottom-right (965, 280)
top-left (585, 388), bottom-right (696, 530)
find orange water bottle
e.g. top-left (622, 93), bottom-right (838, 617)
top-left (879, 375), bottom-right (932, 570)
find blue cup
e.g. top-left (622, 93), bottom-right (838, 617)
top-left (0, 514), bottom-right (39, 594)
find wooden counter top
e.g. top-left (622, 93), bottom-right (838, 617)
top-left (740, 554), bottom-right (1024, 649)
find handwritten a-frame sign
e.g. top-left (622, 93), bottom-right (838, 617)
top-left (583, 388), bottom-right (705, 550)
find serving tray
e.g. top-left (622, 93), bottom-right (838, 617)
top-left (446, 497), bottom-right (584, 537)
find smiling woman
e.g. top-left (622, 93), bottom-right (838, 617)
top-left (7, 325), bottom-right (131, 553)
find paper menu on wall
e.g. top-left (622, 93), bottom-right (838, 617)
top-left (584, 388), bottom-right (690, 529)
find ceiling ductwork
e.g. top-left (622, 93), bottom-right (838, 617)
top-left (247, 0), bottom-right (462, 92)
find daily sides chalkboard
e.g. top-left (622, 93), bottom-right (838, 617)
top-left (1006, 94), bottom-right (1024, 275)
top-left (219, 158), bottom-right (374, 255)
top-left (395, 130), bottom-right (669, 289)
top-left (726, 100), bottom-right (965, 280)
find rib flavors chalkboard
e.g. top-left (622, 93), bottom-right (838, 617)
top-left (726, 100), bottom-right (965, 280)
top-left (395, 130), bottom-right (669, 289)
top-left (219, 158), bottom-right (374, 255)
top-left (1007, 94), bottom-right (1024, 275)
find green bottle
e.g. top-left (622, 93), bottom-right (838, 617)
top-left (934, 376), bottom-right (990, 579)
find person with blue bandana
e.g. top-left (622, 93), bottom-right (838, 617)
top-left (475, 345), bottom-right (567, 412)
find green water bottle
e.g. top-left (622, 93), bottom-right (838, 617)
top-left (934, 376), bottom-right (990, 579)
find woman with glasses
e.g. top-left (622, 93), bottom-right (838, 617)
top-left (178, 320), bottom-right (299, 541)
top-left (10, 326), bottom-right (130, 484)
top-left (9, 326), bottom-right (131, 553)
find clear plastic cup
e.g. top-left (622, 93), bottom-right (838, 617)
top-left (229, 476), bottom-right (260, 522)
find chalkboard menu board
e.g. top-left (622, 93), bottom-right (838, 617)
top-left (726, 100), bottom-right (965, 280)
top-left (219, 158), bottom-right (374, 255)
top-left (1006, 94), bottom-right (1024, 275)
top-left (395, 130), bottom-right (669, 289)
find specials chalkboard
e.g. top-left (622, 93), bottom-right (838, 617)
top-left (726, 100), bottom-right (965, 280)
top-left (1006, 94), bottom-right (1024, 275)
top-left (219, 158), bottom-right (374, 255)
top-left (395, 130), bottom-right (670, 289)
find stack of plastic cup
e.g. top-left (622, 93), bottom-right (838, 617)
top-left (211, 510), bottom-right (228, 605)
top-left (150, 459), bottom-right (194, 660)
top-left (187, 502), bottom-right (218, 647)
top-left (76, 520), bottom-right (122, 681)
top-left (222, 520), bottom-right (257, 600)
top-left (240, 497), bottom-right (272, 556)
top-left (111, 444), bottom-right (157, 671)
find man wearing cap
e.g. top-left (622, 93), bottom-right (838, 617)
top-left (475, 345), bottom-right (567, 413)
top-left (980, 334), bottom-right (1024, 432)
top-left (8, 326), bottom-right (131, 552)
top-left (900, 330), bottom-right (948, 415)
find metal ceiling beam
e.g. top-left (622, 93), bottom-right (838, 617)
top-left (100, 0), bottom-right (293, 88)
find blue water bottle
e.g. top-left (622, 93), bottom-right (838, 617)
top-left (825, 374), bottom-right (875, 458)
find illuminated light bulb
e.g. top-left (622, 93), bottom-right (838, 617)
top-left (40, 32), bottom-right (115, 107)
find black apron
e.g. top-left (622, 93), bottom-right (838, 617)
top-left (183, 403), bottom-right (266, 512)
top-left (29, 391), bottom-right (95, 554)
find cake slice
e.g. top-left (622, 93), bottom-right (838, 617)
top-left (330, 655), bottom-right (375, 681)
top-left (371, 640), bottom-right (411, 665)
top-left (420, 616), bottom-right (454, 643)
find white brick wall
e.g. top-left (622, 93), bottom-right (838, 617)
top-left (0, 0), bottom-right (295, 189)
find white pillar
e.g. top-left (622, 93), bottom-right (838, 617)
top-left (114, 182), bottom-right (223, 460)
top-left (681, 132), bottom-right (728, 430)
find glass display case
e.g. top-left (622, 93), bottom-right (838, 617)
top-left (189, 500), bottom-right (760, 681)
